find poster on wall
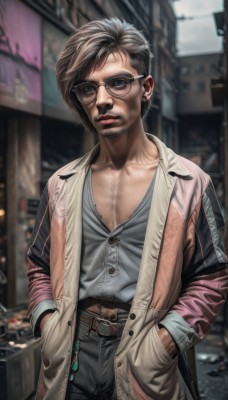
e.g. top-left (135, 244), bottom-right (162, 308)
top-left (0, 0), bottom-right (42, 114)
top-left (43, 20), bottom-right (75, 122)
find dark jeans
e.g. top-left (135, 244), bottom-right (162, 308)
top-left (66, 318), bottom-right (123, 400)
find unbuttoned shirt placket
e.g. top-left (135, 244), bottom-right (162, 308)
top-left (79, 168), bottom-right (156, 303)
top-left (91, 200), bottom-right (124, 299)
top-left (104, 230), bottom-right (122, 297)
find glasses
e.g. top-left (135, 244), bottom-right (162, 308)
top-left (71, 75), bottom-right (145, 104)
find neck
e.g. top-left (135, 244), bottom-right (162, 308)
top-left (96, 129), bottom-right (158, 169)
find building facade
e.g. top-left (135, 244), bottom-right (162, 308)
top-left (1, 0), bottom-right (178, 308)
top-left (212, 0), bottom-right (228, 347)
top-left (177, 53), bottom-right (225, 214)
top-left (150, 0), bottom-right (178, 148)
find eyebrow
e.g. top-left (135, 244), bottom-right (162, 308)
top-left (76, 72), bottom-right (134, 84)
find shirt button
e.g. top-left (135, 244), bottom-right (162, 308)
top-left (108, 236), bottom-right (117, 245)
top-left (67, 320), bottom-right (72, 326)
top-left (129, 330), bottom-right (134, 336)
top-left (110, 314), bottom-right (116, 320)
top-left (130, 313), bottom-right (136, 320)
top-left (117, 362), bottom-right (122, 367)
top-left (108, 267), bottom-right (116, 274)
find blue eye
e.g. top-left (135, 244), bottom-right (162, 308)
top-left (108, 77), bottom-right (129, 90)
top-left (80, 83), bottom-right (96, 96)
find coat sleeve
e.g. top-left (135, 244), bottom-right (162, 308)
top-left (159, 180), bottom-right (228, 352)
top-left (27, 184), bottom-right (56, 336)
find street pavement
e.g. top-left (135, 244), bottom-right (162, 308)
top-left (195, 333), bottom-right (228, 400)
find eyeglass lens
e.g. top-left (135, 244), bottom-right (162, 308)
top-left (73, 75), bottom-right (143, 103)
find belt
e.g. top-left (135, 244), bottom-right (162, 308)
top-left (78, 309), bottom-right (127, 337)
top-left (78, 298), bottom-right (131, 320)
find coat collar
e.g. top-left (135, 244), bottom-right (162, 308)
top-left (148, 134), bottom-right (192, 178)
top-left (58, 144), bottom-right (100, 178)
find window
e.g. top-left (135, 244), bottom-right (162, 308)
top-left (196, 81), bottom-right (205, 93)
top-left (41, 118), bottom-right (84, 190)
top-left (210, 63), bottom-right (219, 74)
top-left (180, 65), bottom-right (190, 76)
top-left (181, 81), bottom-right (190, 92)
top-left (195, 64), bottom-right (204, 73)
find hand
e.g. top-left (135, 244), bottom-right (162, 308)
top-left (157, 326), bottom-right (179, 359)
top-left (39, 312), bottom-right (54, 333)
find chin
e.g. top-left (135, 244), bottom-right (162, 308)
top-left (98, 126), bottom-right (123, 138)
top-left (102, 131), bottom-right (122, 138)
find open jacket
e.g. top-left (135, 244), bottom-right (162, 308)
top-left (27, 135), bottom-right (228, 400)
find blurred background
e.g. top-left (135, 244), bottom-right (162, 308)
top-left (0, 1), bottom-right (227, 399)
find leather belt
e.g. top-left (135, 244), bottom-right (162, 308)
top-left (78, 298), bottom-right (131, 321)
top-left (78, 309), bottom-right (127, 337)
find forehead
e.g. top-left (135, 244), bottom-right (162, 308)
top-left (85, 52), bottom-right (138, 80)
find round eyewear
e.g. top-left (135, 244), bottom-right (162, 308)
top-left (71, 75), bottom-right (145, 104)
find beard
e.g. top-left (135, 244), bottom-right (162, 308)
top-left (99, 124), bottom-right (124, 138)
top-left (102, 130), bottom-right (122, 138)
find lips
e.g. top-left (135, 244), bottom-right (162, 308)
top-left (96, 115), bottom-right (118, 122)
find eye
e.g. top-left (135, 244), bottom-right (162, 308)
top-left (79, 83), bottom-right (97, 96)
top-left (108, 77), bottom-right (129, 90)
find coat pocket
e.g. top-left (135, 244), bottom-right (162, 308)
top-left (40, 298), bottom-right (75, 379)
top-left (36, 298), bottom-right (77, 400)
top-left (40, 310), bottom-right (58, 345)
top-left (130, 324), bottom-right (185, 399)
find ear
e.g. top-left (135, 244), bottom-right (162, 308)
top-left (142, 75), bottom-right (154, 101)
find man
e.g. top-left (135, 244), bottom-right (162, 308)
top-left (27, 18), bottom-right (228, 400)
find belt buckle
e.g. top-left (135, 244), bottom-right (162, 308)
top-left (95, 318), bottom-right (112, 336)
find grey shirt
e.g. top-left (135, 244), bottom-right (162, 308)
top-left (78, 168), bottom-right (156, 303)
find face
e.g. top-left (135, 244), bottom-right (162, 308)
top-left (79, 52), bottom-right (153, 138)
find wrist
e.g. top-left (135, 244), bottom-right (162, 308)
top-left (157, 325), bottom-right (179, 358)
top-left (37, 310), bottom-right (55, 336)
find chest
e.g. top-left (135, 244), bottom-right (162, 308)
top-left (91, 164), bottom-right (158, 231)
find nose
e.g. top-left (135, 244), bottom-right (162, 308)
top-left (95, 85), bottom-right (113, 108)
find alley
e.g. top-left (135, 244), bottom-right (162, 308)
top-left (196, 332), bottom-right (228, 400)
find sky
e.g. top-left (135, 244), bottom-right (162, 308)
top-left (173, 0), bottom-right (224, 55)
